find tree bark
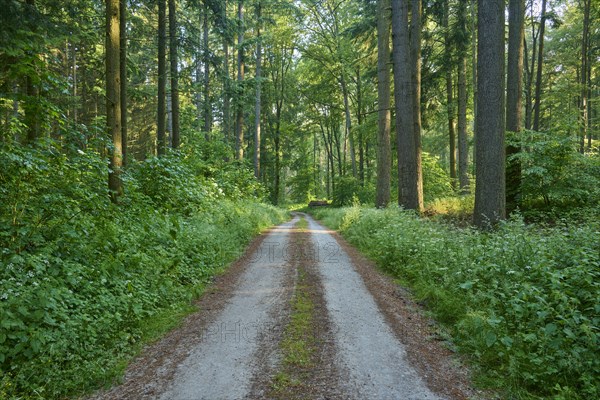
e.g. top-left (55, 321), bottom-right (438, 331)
top-left (580, 0), bottom-right (591, 153)
top-left (410, 0), bottom-right (424, 209)
top-left (203, 1), bottom-right (211, 137)
top-left (532, 0), bottom-right (546, 132)
top-left (443, 0), bottom-right (456, 186)
top-left (168, 0), bottom-right (180, 149)
top-left (391, 0), bottom-right (422, 211)
top-left (157, 0), bottom-right (167, 155)
top-left (376, 0), bottom-right (391, 208)
top-left (254, 1), bottom-right (262, 179)
top-left (506, 0), bottom-right (525, 214)
top-left (106, 0), bottom-right (123, 201)
top-left (474, 0), bottom-right (505, 227)
top-left (457, 0), bottom-right (469, 193)
top-left (119, 0), bottom-right (127, 165)
top-left (24, 0), bottom-right (40, 144)
top-left (235, 0), bottom-right (244, 160)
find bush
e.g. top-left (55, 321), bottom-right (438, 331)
top-left (0, 140), bottom-right (286, 398)
top-left (312, 206), bottom-right (600, 399)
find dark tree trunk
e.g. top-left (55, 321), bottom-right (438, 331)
top-left (203, 2), bottom-right (211, 137)
top-left (119, 0), bottom-right (127, 165)
top-left (443, 0), bottom-right (456, 186)
top-left (157, 0), bottom-right (167, 155)
top-left (168, 0), bottom-right (180, 149)
top-left (474, 0), bottom-right (506, 227)
top-left (235, 0), bottom-right (245, 160)
top-left (391, 0), bottom-right (422, 211)
top-left (106, 0), bottom-right (123, 201)
top-left (376, 0), bottom-right (392, 207)
top-left (532, 0), bottom-right (546, 132)
top-left (457, 0), bottom-right (469, 193)
top-left (254, 1), bottom-right (262, 179)
top-left (580, 0), bottom-right (591, 153)
top-left (506, 0), bottom-right (525, 214)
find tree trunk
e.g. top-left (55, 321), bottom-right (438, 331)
top-left (532, 0), bottom-right (546, 132)
top-left (506, 0), bottom-right (525, 214)
top-left (168, 0), bottom-right (180, 149)
top-left (119, 0), bottom-right (127, 165)
top-left (444, 0), bottom-right (456, 186)
top-left (410, 0), bottom-right (424, 209)
top-left (474, 0), bottom-right (505, 227)
top-left (223, 37), bottom-right (230, 143)
top-left (203, 2), bottom-right (211, 137)
top-left (106, 0), bottom-right (123, 201)
top-left (391, 0), bottom-right (422, 211)
top-left (457, 0), bottom-right (469, 193)
top-left (376, 0), bottom-right (392, 208)
top-left (24, 0), bottom-right (40, 144)
top-left (235, 0), bottom-right (244, 160)
top-left (356, 66), bottom-right (365, 184)
top-left (254, 2), bottom-right (262, 179)
top-left (580, 0), bottom-right (590, 153)
top-left (157, 0), bottom-right (167, 155)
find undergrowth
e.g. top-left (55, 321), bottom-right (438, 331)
top-left (0, 139), bottom-right (287, 399)
top-left (311, 206), bottom-right (599, 399)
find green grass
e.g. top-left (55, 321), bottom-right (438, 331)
top-left (310, 206), bottom-right (600, 400)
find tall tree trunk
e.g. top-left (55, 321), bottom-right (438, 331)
top-left (106, 0), bottom-right (123, 201)
top-left (340, 73), bottom-right (356, 177)
top-left (471, 0), bottom-right (477, 155)
top-left (457, 0), bottom-right (469, 193)
top-left (524, 5), bottom-right (538, 131)
top-left (532, 0), bottom-right (546, 132)
top-left (474, 0), bottom-right (505, 227)
top-left (203, 2), bottom-right (211, 137)
top-left (168, 0), bottom-right (180, 149)
top-left (410, 0), bottom-right (424, 209)
top-left (157, 0), bottom-right (167, 155)
top-left (356, 66), bottom-right (365, 184)
top-left (235, 0), bottom-right (244, 160)
top-left (391, 0), bottom-right (422, 211)
top-left (506, 0), bottom-right (525, 214)
top-left (376, 0), bottom-right (392, 208)
top-left (223, 37), bottom-right (230, 143)
top-left (443, 0), bottom-right (456, 186)
top-left (254, 1), bottom-right (262, 179)
top-left (119, 0), bottom-right (127, 165)
top-left (24, 0), bottom-right (40, 144)
top-left (580, 0), bottom-right (591, 153)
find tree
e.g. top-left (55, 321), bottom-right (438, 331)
top-left (473, 0), bottom-right (505, 227)
top-left (506, 0), bottom-right (525, 214)
top-left (532, 0), bottom-right (547, 132)
top-left (376, 0), bottom-right (391, 208)
top-left (120, 0), bottom-right (127, 165)
top-left (443, 0), bottom-right (456, 187)
top-left (391, 0), bottom-right (423, 211)
top-left (106, 0), bottom-right (123, 201)
top-left (168, 0), bottom-right (180, 149)
top-left (254, 0), bottom-right (262, 178)
top-left (157, 0), bottom-right (167, 155)
top-left (579, 0), bottom-right (591, 152)
top-left (235, 0), bottom-right (245, 160)
top-left (456, 0), bottom-right (469, 193)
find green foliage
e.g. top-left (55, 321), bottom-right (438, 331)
top-left (509, 130), bottom-right (600, 207)
top-left (422, 152), bottom-right (454, 202)
top-left (332, 176), bottom-right (374, 206)
top-left (312, 206), bottom-right (600, 399)
top-left (0, 140), bottom-right (286, 398)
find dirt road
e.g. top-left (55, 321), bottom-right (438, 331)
top-left (91, 214), bottom-right (477, 400)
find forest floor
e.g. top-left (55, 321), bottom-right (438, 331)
top-left (88, 213), bottom-right (486, 400)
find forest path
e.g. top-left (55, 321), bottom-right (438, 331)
top-left (90, 214), bottom-right (477, 400)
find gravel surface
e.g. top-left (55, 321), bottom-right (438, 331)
top-left (305, 214), bottom-right (444, 400)
top-left (158, 216), bottom-right (299, 400)
top-left (89, 213), bottom-right (481, 400)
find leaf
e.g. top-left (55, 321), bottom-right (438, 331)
top-left (485, 331), bottom-right (497, 347)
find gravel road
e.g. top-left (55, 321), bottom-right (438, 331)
top-left (91, 214), bottom-right (476, 400)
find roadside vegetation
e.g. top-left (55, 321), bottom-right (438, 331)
top-left (311, 205), bottom-right (599, 399)
top-left (0, 139), bottom-right (286, 399)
